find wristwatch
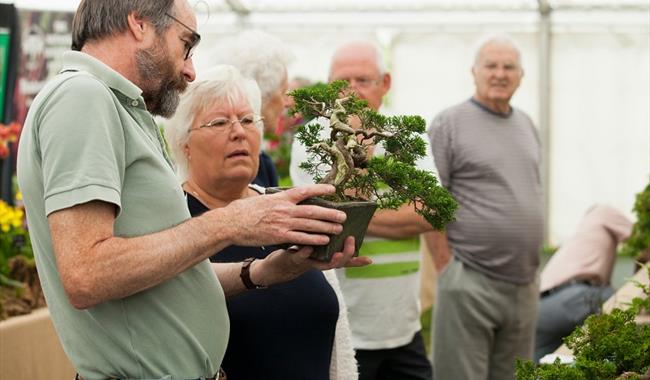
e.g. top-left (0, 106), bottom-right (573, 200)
top-left (240, 257), bottom-right (267, 290)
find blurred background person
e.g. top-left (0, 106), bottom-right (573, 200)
top-left (281, 76), bottom-right (313, 133)
top-left (270, 76), bottom-right (313, 182)
top-left (209, 30), bottom-right (293, 188)
top-left (166, 64), bottom-right (365, 380)
top-left (535, 204), bottom-right (633, 362)
top-left (428, 34), bottom-right (544, 380)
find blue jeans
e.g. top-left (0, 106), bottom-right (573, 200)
top-left (534, 281), bottom-right (613, 362)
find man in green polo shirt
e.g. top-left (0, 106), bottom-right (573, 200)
top-left (16, 1), bottom-right (369, 379)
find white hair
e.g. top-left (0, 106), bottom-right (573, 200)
top-left (329, 40), bottom-right (388, 78)
top-left (209, 30), bottom-right (295, 101)
top-left (472, 34), bottom-right (522, 68)
top-left (365, 41), bottom-right (388, 75)
top-left (165, 64), bottom-right (262, 182)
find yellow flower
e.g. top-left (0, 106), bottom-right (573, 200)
top-left (0, 201), bottom-right (25, 232)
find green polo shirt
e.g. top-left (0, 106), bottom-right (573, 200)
top-left (17, 51), bottom-right (229, 379)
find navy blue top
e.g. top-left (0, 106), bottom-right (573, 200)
top-left (253, 151), bottom-right (279, 188)
top-left (186, 193), bottom-right (339, 380)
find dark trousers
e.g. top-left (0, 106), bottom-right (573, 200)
top-left (356, 331), bottom-right (433, 380)
top-left (534, 282), bottom-right (614, 362)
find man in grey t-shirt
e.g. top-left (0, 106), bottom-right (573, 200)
top-left (16, 1), bottom-right (369, 379)
top-left (428, 35), bottom-right (543, 379)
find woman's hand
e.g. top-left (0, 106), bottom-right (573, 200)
top-left (251, 236), bottom-right (372, 287)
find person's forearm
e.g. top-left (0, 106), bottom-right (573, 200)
top-left (366, 205), bottom-right (433, 239)
top-left (212, 262), bottom-right (249, 297)
top-left (51, 204), bottom-right (236, 309)
top-left (423, 230), bottom-right (451, 273)
top-left (212, 258), bottom-right (281, 298)
top-left (215, 239), bottom-right (372, 298)
top-left (51, 185), bottom-right (347, 309)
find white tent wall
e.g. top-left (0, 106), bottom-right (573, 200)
top-left (550, 29), bottom-right (649, 242)
top-left (194, 7), bottom-right (649, 245)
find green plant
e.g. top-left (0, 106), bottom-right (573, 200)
top-left (620, 181), bottom-right (650, 259)
top-left (289, 81), bottom-right (457, 230)
top-left (516, 358), bottom-right (585, 380)
top-left (516, 267), bottom-right (650, 380)
top-left (566, 309), bottom-right (650, 378)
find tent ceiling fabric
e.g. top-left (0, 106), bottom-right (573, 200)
top-left (202, 0), bottom-right (649, 13)
top-left (2, 0), bottom-right (647, 12)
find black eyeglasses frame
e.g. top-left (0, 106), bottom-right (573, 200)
top-left (164, 12), bottom-right (201, 60)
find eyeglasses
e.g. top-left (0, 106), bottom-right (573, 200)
top-left (189, 114), bottom-right (264, 133)
top-left (336, 76), bottom-right (381, 89)
top-left (164, 12), bottom-right (201, 60)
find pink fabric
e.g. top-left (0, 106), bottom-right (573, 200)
top-left (540, 205), bottom-right (633, 292)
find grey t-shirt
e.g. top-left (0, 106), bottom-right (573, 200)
top-left (429, 99), bottom-right (543, 284)
top-left (17, 51), bottom-right (229, 379)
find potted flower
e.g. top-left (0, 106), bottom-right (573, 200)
top-left (271, 80), bottom-right (458, 261)
top-left (0, 122), bottom-right (22, 159)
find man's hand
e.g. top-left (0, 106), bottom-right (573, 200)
top-left (213, 184), bottom-right (347, 247)
top-left (423, 231), bottom-right (451, 274)
top-left (251, 236), bottom-right (372, 287)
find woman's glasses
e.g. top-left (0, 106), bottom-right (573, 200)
top-left (189, 114), bottom-right (264, 133)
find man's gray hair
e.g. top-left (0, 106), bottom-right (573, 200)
top-left (328, 40), bottom-right (388, 78)
top-left (71, 0), bottom-right (175, 51)
top-left (368, 42), bottom-right (388, 75)
top-left (165, 65), bottom-right (262, 182)
top-left (472, 34), bottom-right (522, 68)
top-left (209, 30), bottom-right (295, 100)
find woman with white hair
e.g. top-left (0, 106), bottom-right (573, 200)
top-left (209, 30), bottom-right (294, 188)
top-left (166, 65), bottom-right (363, 380)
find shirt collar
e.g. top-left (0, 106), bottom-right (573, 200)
top-left (470, 97), bottom-right (513, 118)
top-left (60, 51), bottom-right (143, 101)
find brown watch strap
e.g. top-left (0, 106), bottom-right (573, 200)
top-left (240, 257), bottom-right (266, 290)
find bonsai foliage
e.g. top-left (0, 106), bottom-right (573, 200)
top-left (289, 80), bottom-right (457, 230)
top-left (620, 181), bottom-right (650, 259)
top-left (516, 266), bottom-right (650, 380)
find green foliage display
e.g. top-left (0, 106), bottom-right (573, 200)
top-left (620, 181), bottom-right (650, 259)
top-left (517, 358), bottom-right (585, 380)
top-left (290, 81), bottom-right (457, 230)
top-left (516, 267), bottom-right (650, 380)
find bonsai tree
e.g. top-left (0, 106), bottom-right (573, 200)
top-left (516, 266), bottom-right (650, 380)
top-left (620, 181), bottom-right (650, 262)
top-left (289, 80), bottom-right (457, 232)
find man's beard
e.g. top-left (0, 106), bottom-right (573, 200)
top-left (136, 43), bottom-right (187, 118)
